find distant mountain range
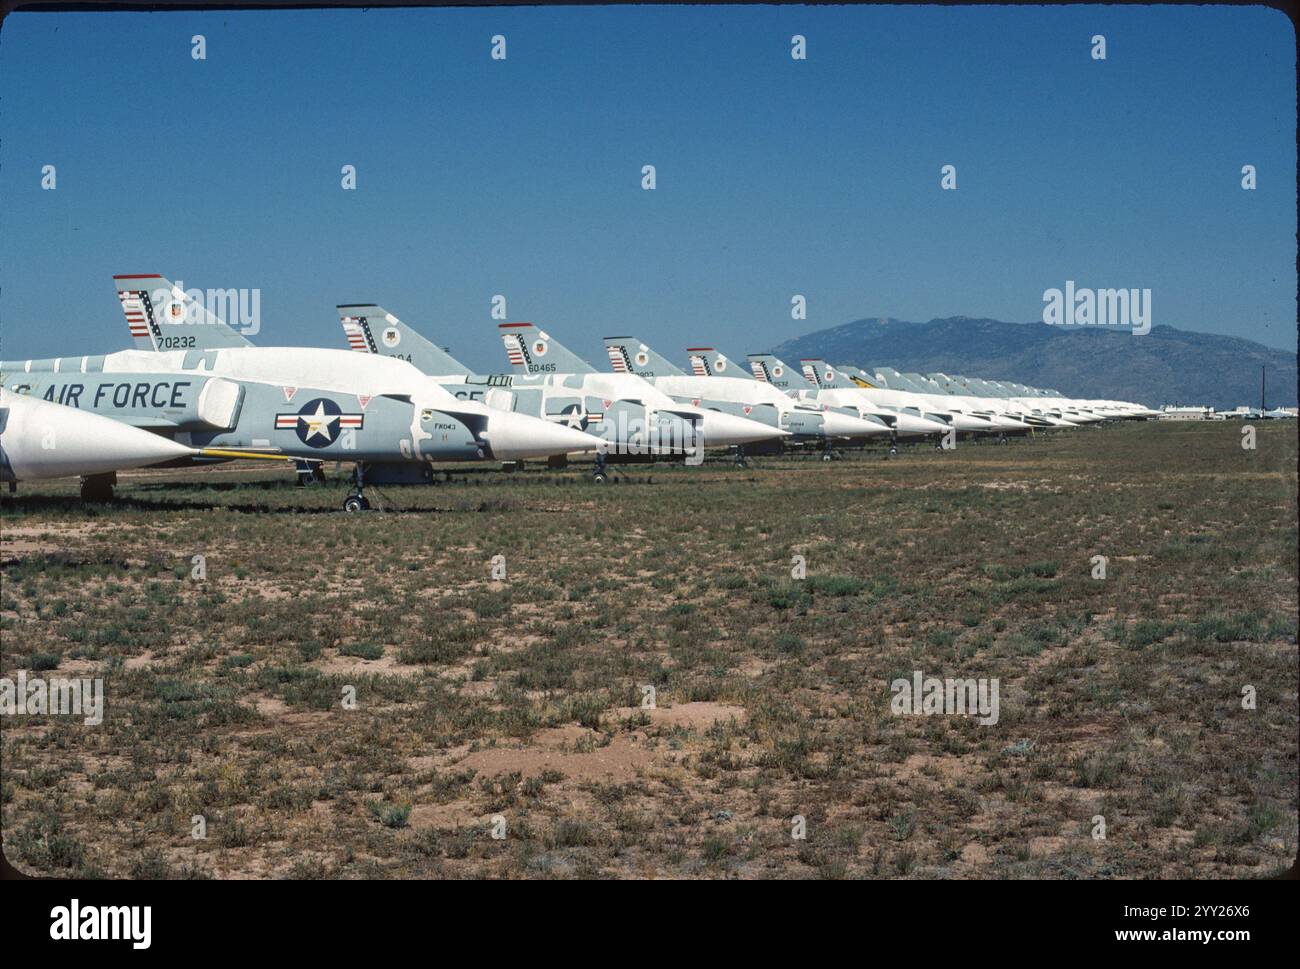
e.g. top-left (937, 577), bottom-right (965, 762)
top-left (770, 318), bottom-right (1297, 409)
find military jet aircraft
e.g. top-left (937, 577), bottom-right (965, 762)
top-left (0, 276), bottom-right (605, 509)
top-left (337, 307), bottom-right (785, 480)
top-left (1013, 382), bottom-right (1159, 421)
top-left (745, 352), bottom-right (952, 450)
top-left (600, 336), bottom-right (894, 461)
top-left (940, 375), bottom-right (1071, 427)
top-left (946, 376), bottom-right (1130, 424)
top-left (856, 369), bottom-right (1034, 434)
top-left (0, 363), bottom-right (532, 508)
top-left (790, 358), bottom-right (1007, 444)
top-left (923, 373), bottom-right (1095, 426)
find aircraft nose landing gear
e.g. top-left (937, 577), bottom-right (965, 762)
top-left (343, 464), bottom-right (371, 512)
top-left (591, 452), bottom-right (609, 484)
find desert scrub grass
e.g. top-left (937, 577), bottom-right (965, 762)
top-left (398, 624), bottom-right (481, 665)
top-left (1121, 619), bottom-right (1184, 647)
top-left (470, 589), bottom-right (512, 619)
top-left (8, 812), bottom-right (88, 873)
top-left (340, 642), bottom-right (385, 661)
top-left (2, 422), bottom-right (1294, 878)
top-left (368, 801), bottom-right (413, 829)
top-left (773, 632), bottom-right (806, 656)
top-left (754, 577), bottom-right (812, 613)
top-left (714, 573), bottom-right (749, 591)
top-left (1070, 752), bottom-right (1126, 789)
top-left (805, 574), bottom-right (866, 597)
top-left (25, 651), bottom-right (61, 671)
top-left (1190, 611), bottom-right (1295, 644)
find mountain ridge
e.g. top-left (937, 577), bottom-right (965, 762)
top-left (770, 317), bottom-right (1297, 408)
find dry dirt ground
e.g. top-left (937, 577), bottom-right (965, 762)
top-left (2, 421), bottom-right (1296, 879)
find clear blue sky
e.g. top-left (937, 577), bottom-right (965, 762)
top-left (1, 5), bottom-right (1295, 372)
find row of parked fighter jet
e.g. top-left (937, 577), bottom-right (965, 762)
top-left (0, 274), bottom-right (1158, 510)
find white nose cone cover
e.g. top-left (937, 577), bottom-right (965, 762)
top-left (947, 413), bottom-right (996, 432)
top-left (696, 410), bottom-right (789, 447)
top-left (893, 412), bottom-right (949, 436)
top-left (0, 389), bottom-right (194, 481)
top-left (479, 409), bottom-right (604, 460)
top-left (990, 415), bottom-right (1030, 431)
top-left (822, 411), bottom-right (892, 438)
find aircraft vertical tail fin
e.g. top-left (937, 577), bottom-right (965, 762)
top-left (871, 367), bottom-right (905, 389)
top-left (837, 365), bottom-right (879, 389)
top-left (499, 322), bottom-right (595, 375)
top-left (115, 274), bottom-right (165, 350)
top-left (337, 305), bottom-right (473, 376)
top-left (113, 274), bottom-right (256, 350)
top-left (800, 359), bottom-right (855, 389)
top-left (686, 348), bottom-right (753, 379)
top-left (747, 353), bottom-right (813, 391)
top-left (601, 336), bottom-right (685, 377)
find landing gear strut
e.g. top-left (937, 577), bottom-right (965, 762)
top-left (887, 432), bottom-right (899, 458)
top-left (296, 460), bottom-right (326, 487)
top-left (81, 472), bottom-right (115, 502)
top-left (343, 464), bottom-right (371, 512)
top-left (733, 446), bottom-right (749, 470)
top-left (592, 451), bottom-right (609, 484)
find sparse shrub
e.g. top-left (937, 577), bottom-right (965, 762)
top-left (340, 642), bottom-right (384, 661)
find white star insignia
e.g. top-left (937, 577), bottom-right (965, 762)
top-left (300, 402), bottom-right (340, 443)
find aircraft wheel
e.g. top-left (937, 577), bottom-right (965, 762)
top-left (888, 446), bottom-right (898, 457)
top-left (343, 495), bottom-right (369, 513)
top-left (822, 452), bottom-right (833, 462)
top-left (592, 470), bottom-right (609, 484)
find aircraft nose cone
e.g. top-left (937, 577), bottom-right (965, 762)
top-left (480, 411), bottom-right (603, 460)
top-left (949, 413), bottom-right (995, 432)
top-left (1, 392), bottom-right (194, 480)
top-left (893, 412), bottom-right (948, 436)
top-left (822, 411), bottom-right (891, 438)
top-left (699, 409), bottom-right (788, 446)
top-left (990, 415), bottom-right (1030, 431)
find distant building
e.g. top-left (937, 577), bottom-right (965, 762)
top-left (1159, 405), bottom-right (1215, 420)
